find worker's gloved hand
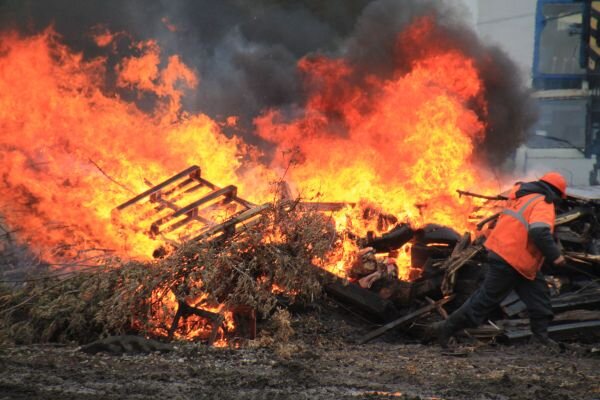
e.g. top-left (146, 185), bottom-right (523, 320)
top-left (553, 255), bottom-right (566, 266)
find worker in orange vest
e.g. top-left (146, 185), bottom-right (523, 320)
top-left (433, 172), bottom-right (567, 348)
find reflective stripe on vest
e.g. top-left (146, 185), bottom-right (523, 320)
top-left (500, 194), bottom-right (544, 230)
top-left (529, 221), bottom-right (552, 230)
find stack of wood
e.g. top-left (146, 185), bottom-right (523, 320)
top-left (326, 187), bottom-right (600, 345)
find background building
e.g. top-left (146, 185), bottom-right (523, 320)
top-left (467, 0), bottom-right (599, 185)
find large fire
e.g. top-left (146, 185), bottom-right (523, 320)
top-left (0, 28), bottom-right (275, 260)
top-left (255, 17), bottom-right (494, 276)
top-left (0, 17), bottom-right (499, 341)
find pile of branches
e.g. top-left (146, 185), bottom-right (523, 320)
top-left (0, 201), bottom-right (336, 344)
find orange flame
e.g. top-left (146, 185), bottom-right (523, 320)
top-left (1, 17), bottom-right (502, 338)
top-left (255, 17), bottom-right (494, 277)
top-left (0, 29), bottom-right (273, 261)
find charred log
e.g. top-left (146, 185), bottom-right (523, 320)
top-left (321, 267), bottom-right (400, 323)
top-left (413, 224), bottom-right (461, 245)
top-left (362, 223), bottom-right (414, 253)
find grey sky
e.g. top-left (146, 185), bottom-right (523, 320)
top-left (464, 0), bottom-right (537, 83)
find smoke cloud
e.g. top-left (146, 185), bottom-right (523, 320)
top-left (0, 0), bottom-right (537, 163)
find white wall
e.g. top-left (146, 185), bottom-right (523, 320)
top-left (514, 147), bottom-right (595, 186)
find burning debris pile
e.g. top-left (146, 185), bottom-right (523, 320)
top-left (3, 0), bottom-right (593, 351)
top-left (0, 196), bottom-right (332, 345)
top-left (2, 163), bottom-right (600, 349)
top-left (330, 188), bottom-right (600, 346)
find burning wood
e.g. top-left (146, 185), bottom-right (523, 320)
top-left (3, 164), bottom-right (600, 350)
top-left (0, 15), bottom-right (509, 348)
top-left (0, 198), bottom-right (334, 346)
top-left (314, 186), bottom-right (600, 347)
top-left (2, 3), bottom-right (599, 398)
top-left (113, 165), bottom-right (262, 244)
top-left (361, 223), bottom-right (414, 254)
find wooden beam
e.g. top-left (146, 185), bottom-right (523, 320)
top-left (555, 208), bottom-right (592, 226)
top-left (503, 320), bottom-right (600, 342)
top-left (115, 166), bottom-right (200, 211)
top-left (425, 296), bottom-right (448, 319)
top-left (357, 295), bottom-right (454, 344)
top-left (192, 204), bottom-right (271, 242)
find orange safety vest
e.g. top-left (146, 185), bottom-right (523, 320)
top-left (484, 191), bottom-right (556, 280)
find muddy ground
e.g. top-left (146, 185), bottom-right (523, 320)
top-left (1, 304), bottom-right (599, 400)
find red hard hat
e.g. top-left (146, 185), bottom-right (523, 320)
top-left (540, 172), bottom-right (567, 198)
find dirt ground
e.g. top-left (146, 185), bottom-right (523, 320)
top-left (1, 306), bottom-right (599, 400)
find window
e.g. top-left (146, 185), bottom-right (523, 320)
top-left (538, 4), bottom-right (585, 75)
top-left (530, 98), bottom-right (586, 149)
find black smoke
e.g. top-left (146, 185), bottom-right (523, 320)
top-left (0, 0), bottom-right (537, 164)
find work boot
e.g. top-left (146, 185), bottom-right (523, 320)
top-left (529, 316), bottom-right (551, 337)
top-left (429, 307), bottom-right (471, 348)
top-left (529, 334), bottom-right (563, 353)
top-left (429, 320), bottom-right (453, 348)
top-left (529, 317), bottom-right (563, 353)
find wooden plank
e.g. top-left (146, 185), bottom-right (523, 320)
top-left (156, 172), bottom-right (204, 198)
top-left (195, 176), bottom-right (256, 209)
top-left (357, 295), bottom-right (454, 344)
top-left (500, 291), bottom-right (519, 307)
top-left (552, 287), bottom-right (600, 312)
top-left (115, 166), bottom-right (200, 211)
top-left (500, 288), bottom-right (600, 315)
top-left (555, 228), bottom-right (588, 244)
top-left (426, 296), bottom-right (448, 319)
top-left (555, 208), bottom-right (593, 226)
top-left (502, 299), bottom-right (527, 317)
top-left (456, 190), bottom-right (507, 201)
top-left (500, 291), bottom-right (527, 318)
top-left (476, 213), bottom-right (499, 231)
top-left (192, 204), bottom-right (271, 241)
top-left (150, 185), bottom-right (237, 233)
top-left (151, 196), bottom-right (214, 228)
top-left (564, 186), bottom-right (600, 201)
top-left (565, 251), bottom-right (600, 264)
top-left (464, 324), bottom-right (503, 339)
top-left (503, 320), bottom-right (600, 341)
top-left (554, 309), bottom-right (600, 322)
top-left (171, 185), bottom-right (236, 218)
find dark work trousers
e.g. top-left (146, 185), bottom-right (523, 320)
top-left (455, 255), bottom-right (553, 336)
